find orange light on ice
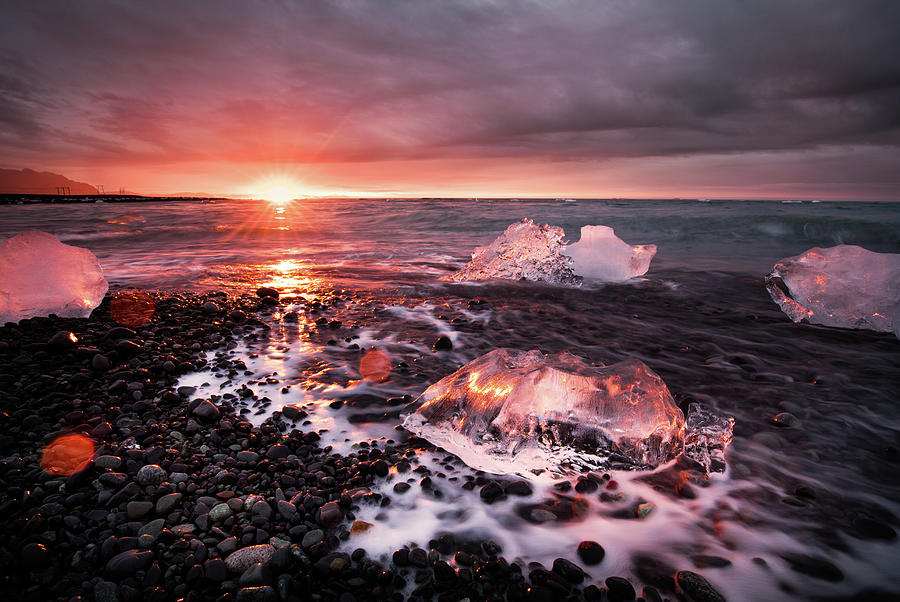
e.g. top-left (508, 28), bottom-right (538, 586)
top-left (41, 433), bottom-right (95, 476)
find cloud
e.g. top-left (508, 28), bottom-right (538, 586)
top-left (0, 0), bottom-right (898, 195)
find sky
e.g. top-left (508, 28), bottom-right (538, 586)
top-left (1, 0), bottom-right (899, 199)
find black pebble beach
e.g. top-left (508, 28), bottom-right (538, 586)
top-left (0, 288), bottom-right (669, 602)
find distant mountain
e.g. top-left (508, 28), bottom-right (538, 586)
top-left (0, 168), bottom-right (98, 195)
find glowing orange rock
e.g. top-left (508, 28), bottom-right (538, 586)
top-left (41, 433), bottom-right (95, 476)
top-left (110, 289), bottom-right (155, 326)
top-left (360, 349), bottom-right (391, 382)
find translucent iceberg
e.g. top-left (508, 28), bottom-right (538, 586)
top-left (0, 231), bottom-right (108, 323)
top-left (682, 403), bottom-right (734, 473)
top-left (563, 225), bottom-right (657, 282)
top-left (766, 245), bottom-right (900, 333)
top-left (449, 219), bottom-right (578, 284)
top-left (401, 348), bottom-right (686, 476)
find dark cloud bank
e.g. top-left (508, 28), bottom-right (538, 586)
top-left (1, 0), bottom-right (899, 196)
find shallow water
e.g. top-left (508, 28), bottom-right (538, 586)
top-left (3, 198), bottom-right (899, 599)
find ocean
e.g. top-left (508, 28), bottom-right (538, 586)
top-left (2, 197), bottom-right (899, 600)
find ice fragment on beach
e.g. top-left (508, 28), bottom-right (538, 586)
top-left (765, 245), bottom-right (900, 333)
top-left (449, 219), bottom-right (578, 284)
top-left (682, 403), bottom-right (734, 473)
top-left (563, 225), bottom-right (657, 282)
top-left (0, 230), bottom-right (108, 323)
top-left (401, 348), bottom-right (686, 476)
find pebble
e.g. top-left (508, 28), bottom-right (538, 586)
top-left (577, 541), bottom-right (605, 565)
top-left (93, 580), bottom-right (118, 602)
top-left (318, 500), bottom-right (344, 528)
top-left (552, 557), bottom-right (585, 583)
top-left (126, 500), bottom-right (154, 520)
top-left (210, 502), bottom-right (233, 522)
top-left (94, 455), bottom-right (123, 470)
top-left (20, 542), bottom-right (50, 569)
top-left (155, 492), bottom-right (182, 514)
top-left (606, 576), bottom-right (636, 601)
top-left (277, 499), bottom-right (299, 522)
top-left (302, 529), bottom-right (324, 549)
top-left (201, 301), bottom-right (219, 314)
top-left (105, 550), bottom-right (153, 574)
top-left (772, 412), bottom-right (799, 427)
top-left (225, 544), bottom-right (276, 573)
top-left (91, 353), bottom-right (111, 371)
top-left (136, 464), bottom-right (167, 486)
top-left (236, 586), bottom-right (278, 602)
top-left (237, 450), bottom-right (259, 463)
top-left (192, 399), bottom-right (221, 422)
top-left (675, 570), bottom-right (727, 602)
top-left (204, 558), bottom-right (227, 582)
top-left (432, 335), bottom-right (453, 351)
top-left (480, 481), bottom-right (505, 503)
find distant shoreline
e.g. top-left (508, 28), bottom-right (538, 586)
top-left (0, 194), bottom-right (230, 205)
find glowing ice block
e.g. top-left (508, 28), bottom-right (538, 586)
top-left (450, 219), bottom-right (578, 284)
top-left (563, 225), bottom-right (657, 282)
top-left (401, 348), bottom-right (686, 476)
top-left (766, 245), bottom-right (900, 334)
top-left (0, 231), bottom-right (108, 323)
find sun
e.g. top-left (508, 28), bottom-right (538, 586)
top-left (251, 176), bottom-right (306, 203)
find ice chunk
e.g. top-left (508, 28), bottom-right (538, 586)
top-left (682, 403), bottom-right (734, 473)
top-left (563, 225), bottom-right (657, 282)
top-left (0, 231), bottom-right (108, 323)
top-left (401, 348), bottom-right (686, 476)
top-left (765, 245), bottom-right (900, 333)
top-left (450, 219), bottom-right (579, 284)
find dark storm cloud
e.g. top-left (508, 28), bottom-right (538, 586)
top-left (1, 0), bottom-right (899, 166)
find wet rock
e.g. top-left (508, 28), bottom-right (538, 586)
top-left (225, 545), bottom-right (276, 573)
top-left (192, 399), bottom-right (221, 422)
top-left (204, 558), bottom-right (227, 582)
top-left (318, 500), bottom-right (344, 528)
top-left (236, 586), bottom-right (278, 602)
top-left (201, 301), bottom-right (219, 314)
top-left (256, 287), bottom-right (279, 299)
top-left (772, 412), bottom-right (799, 427)
top-left (106, 550), bottom-right (153, 574)
top-left (126, 500), bottom-right (154, 520)
top-left (605, 576), bottom-right (636, 601)
top-left (576, 541), bottom-right (605, 565)
top-left (48, 330), bottom-right (78, 349)
top-left (276, 500), bottom-right (299, 522)
top-left (432, 336), bottom-right (453, 351)
top-left (155, 492), bottom-right (182, 515)
top-left (136, 464), bottom-right (166, 486)
top-left (93, 580), bottom-right (118, 602)
top-left (281, 405), bottom-right (304, 420)
top-left (265, 444), bottom-right (289, 460)
top-left (408, 547), bottom-right (428, 568)
top-left (779, 553), bottom-right (844, 582)
top-left (92, 353), bottom-right (111, 371)
top-left (239, 562), bottom-right (272, 586)
top-left (552, 557), bottom-right (585, 583)
top-left (302, 529), bottom-right (324, 549)
top-left (675, 570), bottom-right (727, 602)
top-left (237, 450), bottom-right (259, 463)
top-left (94, 455), bottom-right (122, 470)
top-left (480, 481), bottom-right (505, 503)
top-left (210, 502), bottom-right (233, 522)
top-left (20, 542), bottom-right (50, 569)
top-left (505, 481), bottom-right (533, 496)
